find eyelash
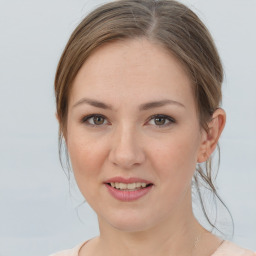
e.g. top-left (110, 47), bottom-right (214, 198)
top-left (81, 114), bottom-right (176, 128)
top-left (81, 114), bottom-right (108, 127)
top-left (147, 114), bottom-right (176, 127)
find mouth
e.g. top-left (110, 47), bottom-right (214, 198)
top-left (105, 182), bottom-right (153, 191)
top-left (104, 177), bottom-right (154, 201)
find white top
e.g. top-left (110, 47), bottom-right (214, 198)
top-left (49, 240), bottom-right (256, 256)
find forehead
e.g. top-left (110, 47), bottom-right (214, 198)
top-left (70, 38), bottom-right (195, 109)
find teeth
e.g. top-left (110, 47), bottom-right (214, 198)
top-left (127, 183), bottom-right (136, 189)
top-left (110, 182), bottom-right (148, 190)
top-left (118, 182), bottom-right (127, 189)
top-left (138, 182), bottom-right (147, 188)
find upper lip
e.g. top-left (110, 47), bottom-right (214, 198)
top-left (104, 176), bottom-right (153, 184)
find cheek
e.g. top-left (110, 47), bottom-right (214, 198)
top-left (149, 129), bottom-right (201, 182)
top-left (66, 131), bottom-right (108, 192)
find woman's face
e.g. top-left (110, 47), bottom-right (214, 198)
top-left (66, 39), bottom-right (206, 232)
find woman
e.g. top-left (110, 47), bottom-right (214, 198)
top-left (51, 0), bottom-right (255, 255)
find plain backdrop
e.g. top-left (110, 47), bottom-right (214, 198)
top-left (0, 0), bottom-right (255, 255)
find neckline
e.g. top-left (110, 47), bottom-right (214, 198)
top-left (77, 240), bottom-right (90, 256)
top-left (77, 239), bottom-right (228, 256)
top-left (210, 240), bottom-right (227, 256)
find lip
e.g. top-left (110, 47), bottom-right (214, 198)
top-left (104, 176), bottom-right (154, 202)
top-left (104, 176), bottom-right (153, 184)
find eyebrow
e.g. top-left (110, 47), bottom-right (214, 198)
top-left (139, 99), bottom-right (185, 110)
top-left (72, 98), bottom-right (113, 110)
top-left (72, 98), bottom-right (185, 110)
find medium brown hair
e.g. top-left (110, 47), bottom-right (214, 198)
top-left (55, 0), bottom-right (232, 234)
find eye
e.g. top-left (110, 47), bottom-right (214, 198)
top-left (81, 114), bottom-right (108, 126)
top-left (147, 114), bottom-right (175, 127)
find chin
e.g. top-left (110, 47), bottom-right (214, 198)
top-left (111, 221), bottom-right (151, 233)
top-left (103, 212), bottom-right (157, 233)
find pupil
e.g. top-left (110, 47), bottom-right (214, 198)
top-left (155, 117), bottom-right (165, 125)
top-left (94, 116), bottom-right (104, 125)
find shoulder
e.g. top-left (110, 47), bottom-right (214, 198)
top-left (49, 241), bottom-right (86, 256)
top-left (212, 240), bottom-right (256, 256)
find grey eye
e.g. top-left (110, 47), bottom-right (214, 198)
top-left (82, 115), bottom-right (107, 126)
top-left (147, 115), bottom-right (175, 127)
top-left (92, 116), bottom-right (105, 125)
top-left (154, 117), bottom-right (167, 125)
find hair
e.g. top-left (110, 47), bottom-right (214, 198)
top-left (55, 0), bottom-right (233, 235)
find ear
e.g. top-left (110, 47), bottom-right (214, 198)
top-left (55, 112), bottom-right (66, 141)
top-left (197, 108), bottom-right (226, 163)
top-left (55, 112), bottom-right (60, 123)
top-left (56, 113), bottom-right (68, 142)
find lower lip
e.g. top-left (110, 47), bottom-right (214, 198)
top-left (105, 184), bottom-right (153, 201)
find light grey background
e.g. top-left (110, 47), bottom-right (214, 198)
top-left (0, 0), bottom-right (255, 255)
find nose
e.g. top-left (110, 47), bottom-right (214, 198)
top-left (108, 125), bottom-right (145, 169)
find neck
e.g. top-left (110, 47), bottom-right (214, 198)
top-left (94, 193), bottom-right (205, 256)
top-left (98, 219), bottom-right (201, 256)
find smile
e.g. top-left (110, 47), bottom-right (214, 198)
top-left (104, 177), bottom-right (153, 201)
top-left (109, 182), bottom-right (148, 190)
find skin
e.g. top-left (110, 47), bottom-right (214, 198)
top-left (64, 38), bottom-right (226, 256)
